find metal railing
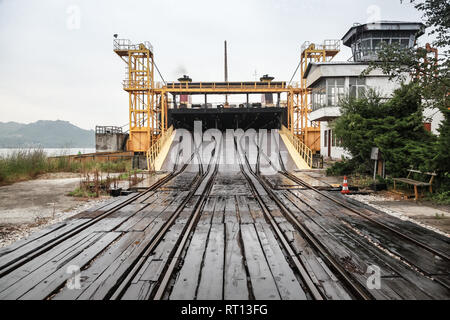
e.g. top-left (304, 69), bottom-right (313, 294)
top-left (154, 81), bottom-right (301, 90)
top-left (280, 125), bottom-right (313, 168)
top-left (162, 82), bottom-right (287, 90)
top-left (113, 39), bottom-right (153, 53)
top-left (146, 126), bottom-right (174, 171)
top-left (143, 41), bottom-right (154, 53)
top-left (95, 126), bottom-right (123, 134)
top-left (301, 39), bottom-right (340, 54)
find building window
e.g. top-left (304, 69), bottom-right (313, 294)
top-left (312, 78), bottom-right (345, 111)
top-left (351, 34), bottom-right (414, 61)
top-left (326, 78), bottom-right (345, 107)
top-left (372, 38), bottom-right (381, 50)
top-left (349, 77), bottom-right (366, 99)
top-left (331, 131), bottom-right (343, 147)
top-left (324, 130), bottom-right (328, 147)
top-left (311, 79), bottom-right (326, 111)
top-left (361, 38), bottom-right (371, 57)
top-left (400, 38), bottom-right (410, 48)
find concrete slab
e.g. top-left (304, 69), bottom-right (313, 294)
top-left (348, 194), bottom-right (450, 236)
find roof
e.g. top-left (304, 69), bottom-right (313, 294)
top-left (341, 21), bottom-right (425, 47)
top-left (303, 61), bottom-right (370, 78)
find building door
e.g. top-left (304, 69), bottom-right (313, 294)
top-left (328, 130), bottom-right (331, 158)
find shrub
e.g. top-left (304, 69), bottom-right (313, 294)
top-left (0, 149), bottom-right (132, 185)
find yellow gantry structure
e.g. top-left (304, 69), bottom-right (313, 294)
top-left (114, 39), bottom-right (339, 155)
top-left (114, 39), bottom-right (166, 152)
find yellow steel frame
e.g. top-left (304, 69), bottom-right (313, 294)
top-left (159, 81), bottom-right (288, 93)
top-left (114, 39), bottom-right (338, 154)
top-left (114, 40), bottom-right (167, 153)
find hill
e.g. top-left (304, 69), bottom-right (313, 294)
top-left (0, 120), bottom-right (95, 148)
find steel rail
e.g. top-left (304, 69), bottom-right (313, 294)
top-left (265, 129), bottom-right (449, 262)
top-left (0, 163), bottom-right (185, 279)
top-left (267, 131), bottom-right (449, 290)
top-left (244, 133), bottom-right (373, 300)
top-left (235, 136), bottom-right (324, 300)
top-left (152, 137), bottom-right (222, 300)
top-left (109, 139), bottom-right (219, 299)
top-left (282, 170), bottom-right (450, 291)
top-left (280, 169), bottom-right (450, 261)
top-left (0, 139), bottom-right (192, 280)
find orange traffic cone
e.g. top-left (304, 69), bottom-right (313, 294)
top-left (341, 176), bottom-right (350, 194)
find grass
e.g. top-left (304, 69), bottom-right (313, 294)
top-left (425, 190), bottom-right (450, 206)
top-left (67, 187), bottom-right (98, 198)
top-left (0, 148), bottom-right (132, 185)
top-left (117, 169), bottom-right (143, 180)
top-left (68, 169), bottom-right (145, 199)
top-left (347, 174), bottom-right (377, 188)
top-left (435, 213), bottom-right (445, 219)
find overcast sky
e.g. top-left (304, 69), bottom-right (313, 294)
top-left (0, 0), bottom-right (429, 130)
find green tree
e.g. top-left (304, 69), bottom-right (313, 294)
top-left (331, 84), bottom-right (436, 176)
top-left (363, 0), bottom-right (449, 176)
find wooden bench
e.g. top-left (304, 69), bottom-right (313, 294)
top-left (393, 169), bottom-right (436, 200)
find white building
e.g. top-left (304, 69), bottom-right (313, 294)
top-left (306, 21), bottom-right (443, 160)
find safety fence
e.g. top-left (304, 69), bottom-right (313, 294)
top-left (146, 126), bottom-right (174, 171)
top-left (280, 125), bottom-right (313, 168)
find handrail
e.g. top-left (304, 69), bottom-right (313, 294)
top-left (113, 39), bottom-right (153, 53)
top-left (161, 82), bottom-right (288, 90)
top-left (146, 126), bottom-right (174, 171)
top-left (280, 125), bottom-right (313, 168)
top-left (300, 39), bottom-right (340, 54)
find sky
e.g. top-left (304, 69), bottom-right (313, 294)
top-left (0, 0), bottom-right (430, 130)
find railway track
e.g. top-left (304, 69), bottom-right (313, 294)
top-left (0, 130), bottom-right (448, 300)
top-left (253, 130), bottom-right (450, 298)
top-left (0, 135), bottom-right (214, 299)
top-left (0, 136), bottom-right (193, 278)
top-left (236, 133), bottom-right (370, 299)
top-left (108, 139), bottom-right (220, 299)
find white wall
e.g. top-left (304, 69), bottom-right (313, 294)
top-left (365, 77), bottom-right (401, 98)
top-left (320, 121), bottom-right (351, 160)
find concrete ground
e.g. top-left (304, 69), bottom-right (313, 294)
top-left (0, 171), bottom-right (160, 248)
top-left (349, 193), bottom-right (450, 236)
top-left (0, 172), bottom-right (83, 224)
top-left (295, 169), bottom-right (343, 186)
top-left (298, 170), bottom-right (450, 236)
top-left (0, 172), bottom-right (111, 248)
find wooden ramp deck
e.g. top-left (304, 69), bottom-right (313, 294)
top-left (0, 131), bottom-right (448, 300)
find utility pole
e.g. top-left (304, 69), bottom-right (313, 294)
top-left (224, 40), bottom-right (228, 106)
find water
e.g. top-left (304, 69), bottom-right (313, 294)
top-left (0, 148), bottom-right (96, 157)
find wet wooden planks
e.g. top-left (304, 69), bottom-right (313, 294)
top-left (329, 191), bottom-right (450, 254)
top-left (294, 189), bottom-right (450, 277)
top-left (1, 163), bottom-right (449, 301)
top-left (280, 188), bottom-right (450, 299)
top-left (0, 231), bottom-right (121, 300)
top-left (170, 195), bottom-right (311, 300)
